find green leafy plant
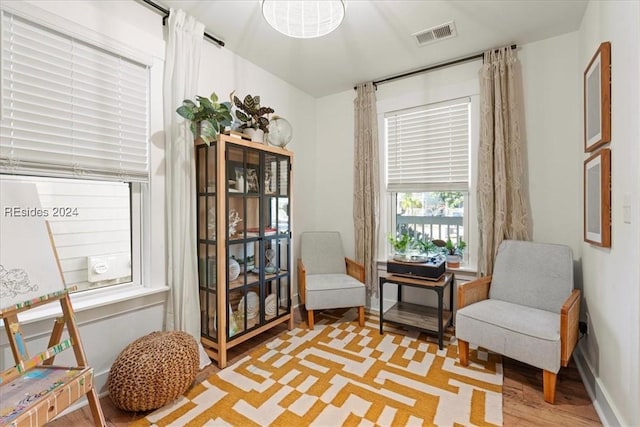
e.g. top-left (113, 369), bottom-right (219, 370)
top-left (437, 238), bottom-right (466, 256)
top-left (414, 238), bottom-right (438, 255)
top-left (232, 92), bottom-right (275, 133)
top-left (176, 92), bottom-right (233, 145)
top-left (387, 232), bottom-right (413, 253)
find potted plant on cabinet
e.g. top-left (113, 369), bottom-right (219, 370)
top-left (176, 92), bottom-right (233, 145)
top-left (231, 92), bottom-right (275, 142)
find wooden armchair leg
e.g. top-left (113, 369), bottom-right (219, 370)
top-left (357, 306), bottom-right (365, 327)
top-left (543, 370), bottom-right (557, 404)
top-left (307, 309), bottom-right (314, 330)
top-left (458, 339), bottom-right (469, 366)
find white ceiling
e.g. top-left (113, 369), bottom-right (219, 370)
top-left (157, 0), bottom-right (588, 98)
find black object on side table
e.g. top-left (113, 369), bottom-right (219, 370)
top-left (379, 272), bottom-right (454, 349)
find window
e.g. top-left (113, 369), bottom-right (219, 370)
top-left (385, 98), bottom-right (471, 261)
top-left (0, 12), bottom-right (149, 292)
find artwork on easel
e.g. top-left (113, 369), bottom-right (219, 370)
top-left (0, 181), bottom-right (66, 310)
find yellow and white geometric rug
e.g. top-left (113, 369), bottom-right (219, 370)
top-left (132, 309), bottom-right (502, 426)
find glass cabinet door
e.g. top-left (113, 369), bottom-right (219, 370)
top-left (226, 144), bottom-right (263, 338)
top-left (263, 152), bottom-right (291, 321)
top-left (196, 143), bottom-right (217, 343)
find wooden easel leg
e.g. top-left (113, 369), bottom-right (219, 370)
top-left (3, 314), bottom-right (30, 362)
top-left (60, 294), bottom-right (106, 426)
top-left (86, 387), bottom-right (106, 426)
top-left (43, 317), bottom-right (65, 365)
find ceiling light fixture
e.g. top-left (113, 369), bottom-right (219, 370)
top-left (261, 1), bottom-right (346, 39)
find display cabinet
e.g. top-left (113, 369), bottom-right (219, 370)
top-left (196, 133), bottom-right (293, 368)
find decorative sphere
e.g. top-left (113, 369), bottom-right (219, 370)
top-left (267, 116), bottom-right (293, 148)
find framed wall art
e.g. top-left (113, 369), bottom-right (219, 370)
top-left (584, 148), bottom-right (611, 247)
top-left (584, 41), bottom-right (611, 152)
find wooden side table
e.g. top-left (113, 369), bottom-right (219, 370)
top-left (379, 272), bottom-right (454, 349)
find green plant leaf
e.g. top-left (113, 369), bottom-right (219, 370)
top-left (235, 110), bottom-right (249, 122)
top-left (233, 96), bottom-right (244, 110)
top-left (244, 95), bottom-right (256, 110)
top-left (253, 95), bottom-right (260, 105)
top-left (182, 99), bottom-right (196, 108)
top-left (209, 92), bottom-right (218, 103)
top-left (198, 96), bottom-right (213, 110)
top-left (176, 105), bottom-right (195, 120)
top-left (257, 116), bottom-right (269, 129)
top-left (256, 106), bottom-right (274, 116)
top-left (201, 134), bottom-right (212, 145)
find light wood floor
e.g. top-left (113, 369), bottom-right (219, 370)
top-left (48, 311), bottom-right (601, 427)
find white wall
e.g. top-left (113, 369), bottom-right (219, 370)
top-left (574, 1), bottom-right (640, 426)
top-left (519, 32), bottom-right (583, 252)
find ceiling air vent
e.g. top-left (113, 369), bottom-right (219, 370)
top-left (413, 21), bottom-right (457, 46)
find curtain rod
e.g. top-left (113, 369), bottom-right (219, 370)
top-left (354, 44), bottom-right (517, 90)
top-left (140, 0), bottom-right (225, 47)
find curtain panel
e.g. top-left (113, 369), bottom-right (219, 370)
top-left (477, 47), bottom-right (530, 276)
top-left (353, 83), bottom-right (380, 294)
top-left (163, 9), bottom-right (209, 366)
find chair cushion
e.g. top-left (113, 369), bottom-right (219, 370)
top-left (490, 240), bottom-right (573, 313)
top-left (456, 299), bottom-right (561, 372)
top-left (301, 232), bottom-right (347, 275)
top-left (305, 274), bottom-right (365, 310)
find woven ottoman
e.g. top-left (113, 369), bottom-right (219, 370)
top-left (108, 331), bottom-right (199, 412)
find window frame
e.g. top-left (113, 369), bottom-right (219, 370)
top-left (379, 94), bottom-right (479, 270)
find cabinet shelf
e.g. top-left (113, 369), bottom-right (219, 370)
top-left (196, 135), bottom-right (294, 368)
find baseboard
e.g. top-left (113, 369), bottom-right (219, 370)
top-left (573, 345), bottom-right (623, 426)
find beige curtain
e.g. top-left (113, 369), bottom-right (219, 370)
top-left (353, 83), bottom-right (379, 294)
top-left (477, 47), bottom-right (530, 276)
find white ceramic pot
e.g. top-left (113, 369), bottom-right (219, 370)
top-left (446, 254), bottom-right (461, 268)
top-left (243, 128), bottom-right (264, 143)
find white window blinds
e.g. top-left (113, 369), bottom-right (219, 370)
top-left (385, 98), bottom-right (470, 192)
top-left (0, 12), bottom-right (149, 182)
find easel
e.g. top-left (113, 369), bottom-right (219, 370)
top-left (0, 181), bottom-right (105, 426)
top-left (0, 291), bottom-right (106, 426)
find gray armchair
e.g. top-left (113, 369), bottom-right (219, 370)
top-left (297, 231), bottom-right (366, 329)
top-left (455, 240), bottom-right (580, 404)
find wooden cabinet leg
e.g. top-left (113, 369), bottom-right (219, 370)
top-left (458, 339), bottom-right (469, 366)
top-left (357, 306), bottom-right (365, 327)
top-left (543, 370), bottom-right (557, 404)
top-left (307, 309), bottom-right (314, 330)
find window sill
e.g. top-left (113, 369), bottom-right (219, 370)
top-left (445, 264), bottom-right (477, 275)
top-left (17, 284), bottom-right (169, 325)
